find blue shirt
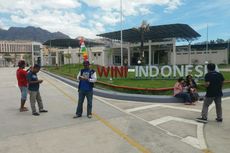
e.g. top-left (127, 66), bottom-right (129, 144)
top-left (79, 69), bottom-right (94, 92)
top-left (27, 71), bottom-right (39, 91)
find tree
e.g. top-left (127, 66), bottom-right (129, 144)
top-left (216, 38), bottom-right (225, 44)
top-left (134, 20), bottom-right (150, 64)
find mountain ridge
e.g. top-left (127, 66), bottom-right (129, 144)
top-left (0, 26), bottom-right (70, 43)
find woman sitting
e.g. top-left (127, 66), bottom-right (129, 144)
top-left (185, 75), bottom-right (199, 103)
top-left (173, 77), bottom-right (194, 105)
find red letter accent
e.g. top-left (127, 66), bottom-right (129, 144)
top-left (111, 66), bottom-right (114, 78)
top-left (97, 66), bottom-right (110, 78)
top-left (115, 66), bottom-right (123, 78)
top-left (124, 66), bottom-right (128, 78)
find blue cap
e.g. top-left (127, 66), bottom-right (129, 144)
top-left (83, 61), bottom-right (90, 66)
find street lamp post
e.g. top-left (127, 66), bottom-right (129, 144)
top-left (205, 24), bottom-right (209, 64)
top-left (120, 0), bottom-right (123, 66)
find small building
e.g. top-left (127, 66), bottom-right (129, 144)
top-left (42, 39), bottom-right (105, 66)
top-left (176, 43), bottom-right (229, 64)
top-left (0, 40), bottom-right (42, 67)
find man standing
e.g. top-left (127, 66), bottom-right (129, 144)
top-left (74, 61), bottom-right (97, 119)
top-left (27, 64), bottom-right (48, 116)
top-left (196, 63), bottom-right (224, 123)
top-left (16, 60), bottom-right (28, 112)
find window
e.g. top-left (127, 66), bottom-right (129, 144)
top-left (114, 56), bottom-right (121, 64)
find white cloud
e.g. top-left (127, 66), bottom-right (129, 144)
top-left (0, 19), bottom-right (7, 29)
top-left (101, 12), bottom-right (120, 25)
top-left (0, 0), bottom-right (81, 13)
top-left (82, 0), bottom-right (182, 28)
top-left (0, 0), bottom-right (183, 39)
top-left (82, 0), bottom-right (182, 15)
top-left (10, 9), bottom-right (90, 38)
top-left (0, 0), bottom-right (103, 38)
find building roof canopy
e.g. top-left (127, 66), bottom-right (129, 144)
top-left (97, 24), bottom-right (201, 42)
top-left (43, 39), bottom-right (104, 48)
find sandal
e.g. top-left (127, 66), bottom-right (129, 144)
top-left (20, 107), bottom-right (29, 112)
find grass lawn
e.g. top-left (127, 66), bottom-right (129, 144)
top-left (43, 64), bottom-right (230, 95)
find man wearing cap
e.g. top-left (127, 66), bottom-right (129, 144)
top-left (74, 61), bottom-right (97, 118)
top-left (16, 60), bottom-right (29, 112)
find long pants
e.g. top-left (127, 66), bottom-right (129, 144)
top-left (76, 90), bottom-right (93, 116)
top-left (201, 96), bottom-right (222, 119)
top-left (29, 90), bottom-right (44, 113)
top-left (175, 92), bottom-right (192, 103)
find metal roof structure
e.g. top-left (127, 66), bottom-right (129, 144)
top-left (43, 38), bottom-right (104, 48)
top-left (178, 42), bottom-right (229, 51)
top-left (97, 24), bottom-right (201, 42)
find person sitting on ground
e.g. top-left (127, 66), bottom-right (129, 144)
top-left (173, 77), bottom-right (194, 105)
top-left (185, 75), bottom-right (199, 103)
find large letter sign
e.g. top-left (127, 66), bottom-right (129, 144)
top-left (135, 64), bottom-right (219, 78)
top-left (97, 66), bottom-right (128, 78)
top-left (98, 64), bottom-right (219, 79)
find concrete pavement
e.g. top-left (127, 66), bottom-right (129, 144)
top-left (0, 67), bottom-right (229, 153)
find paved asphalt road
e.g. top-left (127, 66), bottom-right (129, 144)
top-left (0, 67), bottom-right (229, 153)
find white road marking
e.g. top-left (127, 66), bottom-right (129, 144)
top-left (126, 104), bottom-right (201, 113)
top-left (126, 96), bottom-right (230, 114)
top-left (149, 116), bottom-right (207, 149)
top-left (181, 136), bottom-right (200, 149)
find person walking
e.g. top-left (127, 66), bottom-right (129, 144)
top-left (16, 60), bottom-right (29, 112)
top-left (196, 63), bottom-right (224, 123)
top-left (27, 64), bottom-right (48, 116)
top-left (74, 61), bottom-right (97, 119)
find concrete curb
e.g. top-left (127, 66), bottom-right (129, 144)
top-left (42, 70), bottom-right (230, 103)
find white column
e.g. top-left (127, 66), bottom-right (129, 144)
top-left (188, 43), bottom-right (191, 65)
top-left (148, 40), bottom-right (151, 66)
top-left (40, 47), bottom-right (44, 66)
top-left (48, 51), bottom-right (51, 65)
top-left (56, 51), bottom-right (59, 65)
top-left (102, 51), bottom-right (105, 66)
top-left (31, 43), bottom-right (34, 66)
top-left (152, 50), bottom-right (155, 65)
top-left (111, 49), bottom-right (113, 65)
top-left (128, 44), bottom-right (130, 66)
top-left (172, 38), bottom-right (176, 65)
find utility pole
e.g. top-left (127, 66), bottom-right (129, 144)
top-left (205, 24), bottom-right (209, 64)
top-left (120, 0), bottom-right (123, 66)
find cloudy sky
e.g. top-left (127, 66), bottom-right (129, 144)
top-left (0, 0), bottom-right (229, 43)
